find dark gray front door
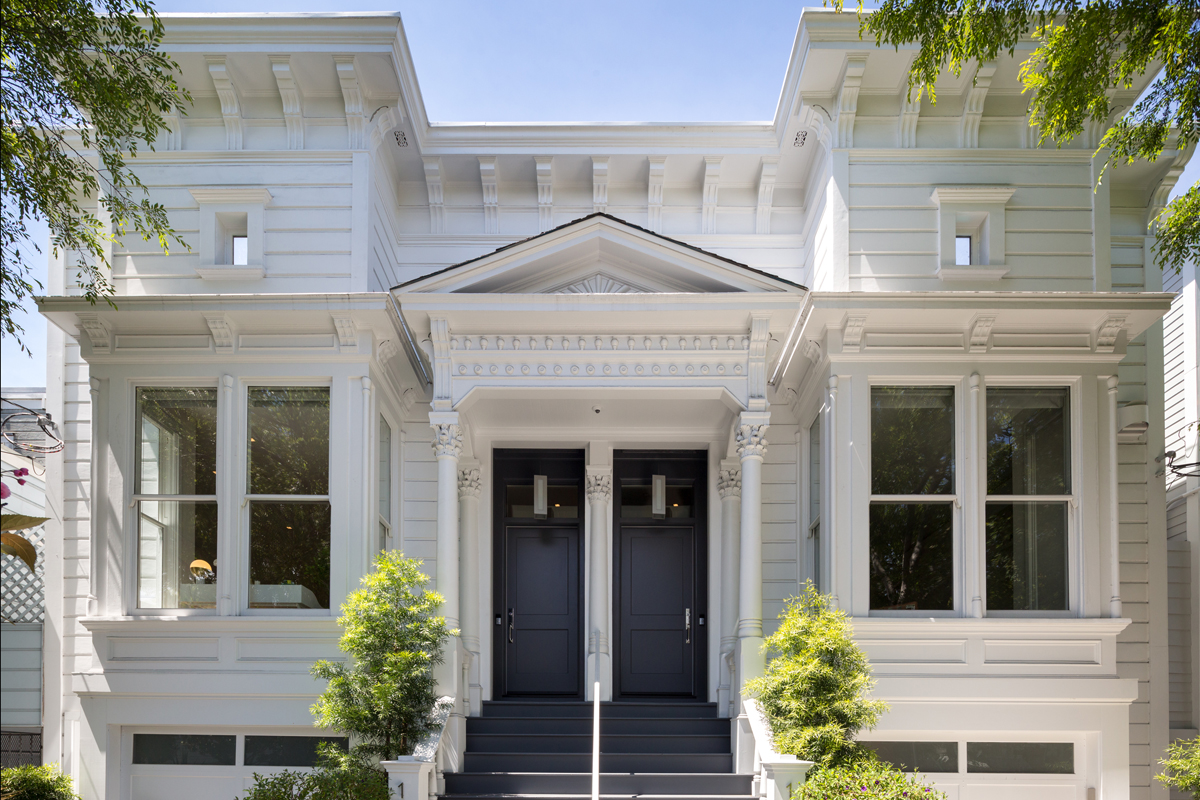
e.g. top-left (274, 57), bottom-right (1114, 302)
top-left (493, 449), bottom-right (585, 700)
top-left (613, 451), bottom-right (708, 700)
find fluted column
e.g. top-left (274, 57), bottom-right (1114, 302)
top-left (717, 461), bottom-right (741, 717)
top-left (458, 465), bottom-right (482, 715)
top-left (736, 411), bottom-right (769, 695)
top-left (586, 468), bottom-right (613, 701)
top-left (1107, 376), bottom-right (1123, 618)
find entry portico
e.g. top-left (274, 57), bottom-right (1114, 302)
top-left (391, 213), bottom-right (808, 713)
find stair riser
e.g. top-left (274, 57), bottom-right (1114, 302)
top-left (467, 718), bottom-right (731, 735)
top-left (462, 753), bottom-right (733, 773)
top-left (481, 702), bottom-right (719, 719)
top-left (443, 773), bottom-right (753, 794)
top-left (465, 734), bottom-right (731, 754)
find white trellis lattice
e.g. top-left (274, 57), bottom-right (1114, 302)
top-left (1, 523), bottom-right (45, 623)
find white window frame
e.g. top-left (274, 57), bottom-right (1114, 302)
top-left (237, 379), bottom-right (334, 617)
top-left (980, 376), bottom-right (1082, 618)
top-left (867, 376), bottom-right (964, 617)
top-left (804, 410), bottom-right (823, 593)
top-left (190, 187), bottom-right (270, 281)
top-left (126, 379), bottom-right (222, 618)
top-left (932, 186), bottom-right (1014, 282)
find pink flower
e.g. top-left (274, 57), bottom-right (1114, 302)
top-left (13, 468), bottom-right (28, 477)
top-left (1, 481), bottom-right (10, 500)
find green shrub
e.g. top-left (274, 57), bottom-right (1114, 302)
top-left (746, 582), bottom-right (887, 767)
top-left (1157, 735), bottom-right (1200, 798)
top-left (311, 551), bottom-right (451, 760)
top-left (238, 744), bottom-right (387, 800)
top-left (797, 758), bottom-right (947, 800)
top-left (0, 763), bottom-right (78, 800)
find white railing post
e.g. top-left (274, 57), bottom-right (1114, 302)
top-left (740, 698), bottom-right (814, 800)
top-left (381, 696), bottom-right (455, 800)
top-left (591, 681), bottom-right (601, 800)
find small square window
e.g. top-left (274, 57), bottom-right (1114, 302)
top-left (955, 235), bottom-right (972, 266)
top-left (232, 235), bottom-right (248, 266)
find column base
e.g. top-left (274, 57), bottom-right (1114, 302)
top-left (382, 759), bottom-right (435, 800)
top-left (736, 636), bottom-right (765, 701)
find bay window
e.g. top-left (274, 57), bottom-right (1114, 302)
top-left (135, 388), bottom-right (219, 610)
top-left (246, 387), bottom-right (331, 610)
top-left (984, 387), bottom-right (1071, 612)
top-left (869, 386), bottom-right (956, 612)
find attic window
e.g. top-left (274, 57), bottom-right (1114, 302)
top-left (232, 235), bottom-right (248, 266)
top-left (955, 235), bottom-right (972, 266)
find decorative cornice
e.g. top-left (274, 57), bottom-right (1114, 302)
top-left (702, 156), bottom-right (722, 234)
top-left (205, 56), bottom-right (242, 150)
top-left (592, 156), bottom-right (609, 213)
top-left (422, 157), bottom-right (445, 234)
top-left (535, 156), bottom-right (554, 232)
top-left (835, 53), bottom-right (868, 148)
top-left (269, 55), bottom-right (304, 150)
top-left (331, 314), bottom-right (357, 347)
top-left (1095, 315), bottom-right (1127, 353)
top-left (968, 315), bottom-right (995, 353)
top-left (647, 156), bottom-right (666, 234)
top-left (755, 157), bottom-right (778, 235)
top-left (931, 186), bottom-right (1016, 206)
top-left (899, 94), bottom-right (920, 149)
top-left (333, 55), bottom-right (365, 149)
top-left (77, 314), bottom-right (110, 354)
top-left (718, 467), bottom-right (741, 499)
top-left (204, 314), bottom-right (235, 351)
top-left (189, 187), bottom-right (273, 205)
top-left (961, 62), bottom-right (996, 149)
top-left (479, 156), bottom-right (499, 235)
top-left (842, 315), bottom-right (866, 353)
top-left (458, 467), bottom-right (481, 498)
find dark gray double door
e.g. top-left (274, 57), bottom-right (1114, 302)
top-left (493, 449), bottom-right (707, 701)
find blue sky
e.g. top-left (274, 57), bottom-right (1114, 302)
top-left (2, 1), bottom-right (1195, 387)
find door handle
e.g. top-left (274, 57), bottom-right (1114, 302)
top-left (685, 608), bottom-right (691, 644)
top-left (508, 608), bottom-right (515, 643)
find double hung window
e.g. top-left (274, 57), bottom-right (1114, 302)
top-left (869, 387), bottom-right (956, 612)
top-left (246, 387), bottom-right (331, 610)
top-left (984, 388), bottom-right (1071, 612)
top-left (135, 388), bottom-right (219, 610)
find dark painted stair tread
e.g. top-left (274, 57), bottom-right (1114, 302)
top-left (463, 753), bottom-right (733, 774)
top-left (468, 717), bottom-right (731, 735)
top-left (481, 702), bottom-right (720, 719)
top-left (466, 733), bottom-right (730, 754)
top-left (443, 773), bottom-right (752, 794)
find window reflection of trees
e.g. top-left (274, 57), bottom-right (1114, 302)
top-left (869, 387), bottom-right (955, 610)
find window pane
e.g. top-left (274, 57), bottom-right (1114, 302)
top-left (132, 734), bottom-right (235, 765)
top-left (379, 417), bottom-right (391, 519)
top-left (136, 388), bottom-right (217, 495)
top-left (986, 502), bottom-right (1068, 611)
top-left (809, 416), bottom-right (821, 525)
top-left (248, 387), bottom-right (329, 495)
top-left (809, 523), bottom-right (821, 594)
top-left (987, 387), bottom-right (1071, 495)
top-left (505, 484), bottom-right (578, 518)
top-left (871, 387), bottom-right (955, 495)
top-left (967, 742), bottom-right (1073, 774)
top-left (232, 235), bottom-right (248, 266)
top-left (244, 736), bottom-right (349, 767)
top-left (862, 741), bottom-right (959, 773)
top-left (249, 501), bottom-right (331, 609)
top-left (955, 235), bottom-right (971, 265)
top-left (619, 481), bottom-right (694, 518)
top-left (137, 501), bottom-right (218, 610)
top-left (869, 503), bottom-right (954, 610)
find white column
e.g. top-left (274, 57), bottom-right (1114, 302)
top-left (429, 412), bottom-right (462, 698)
top-left (1107, 375), bottom-right (1123, 618)
top-left (736, 411), bottom-right (770, 696)
top-left (586, 468), bottom-right (613, 701)
top-left (967, 373), bottom-right (984, 618)
top-left (458, 465), bottom-right (482, 715)
top-left (826, 377), bottom-right (838, 608)
top-left (718, 461), bottom-right (741, 717)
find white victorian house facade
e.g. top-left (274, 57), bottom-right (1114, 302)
top-left (29, 10), bottom-right (1198, 800)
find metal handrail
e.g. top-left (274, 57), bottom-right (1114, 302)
top-left (591, 682), bottom-right (600, 800)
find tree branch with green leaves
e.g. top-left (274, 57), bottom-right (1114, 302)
top-left (2, 0), bottom-right (190, 351)
top-left (827, 0), bottom-right (1200, 272)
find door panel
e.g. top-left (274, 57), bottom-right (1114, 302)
top-left (504, 526), bottom-right (581, 696)
top-left (618, 526), bottom-right (695, 696)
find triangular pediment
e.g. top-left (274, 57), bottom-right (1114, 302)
top-left (393, 213), bottom-right (802, 295)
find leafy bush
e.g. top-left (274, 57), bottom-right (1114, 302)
top-left (746, 582), bottom-right (887, 767)
top-left (1157, 735), bottom-right (1199, 798)
top-left (797, 758), bottom-right (947, 800)
top-left (0, 763), bottom-right (78, 800)
top-left (311, 551), bottom-right (451, 760)
top-left (238, 744), bottom-right (387, 800)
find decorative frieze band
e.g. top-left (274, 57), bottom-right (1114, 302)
top-left (451, 334), bottom-right (751, 352)
top-left (456, 361), bottom-right (743, 377)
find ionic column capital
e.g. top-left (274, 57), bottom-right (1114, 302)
top-left (458, 468), bottom-right (481, 499)
top-left (586, 469), bottom-right (612, 503)
top-left (735, 412), bottom-right (771, 460)
top-left (429, 412), bottom-right (462, 459)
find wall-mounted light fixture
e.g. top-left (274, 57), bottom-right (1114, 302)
top-left (533, 474), bottom-right (548, 519)
top-left (652, 474), bottom-right (666, 519)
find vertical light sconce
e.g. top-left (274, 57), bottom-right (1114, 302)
top-left (652, 474), bottom-right (666, 519)
top-left (533, 474), bottom-right (548, 519)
